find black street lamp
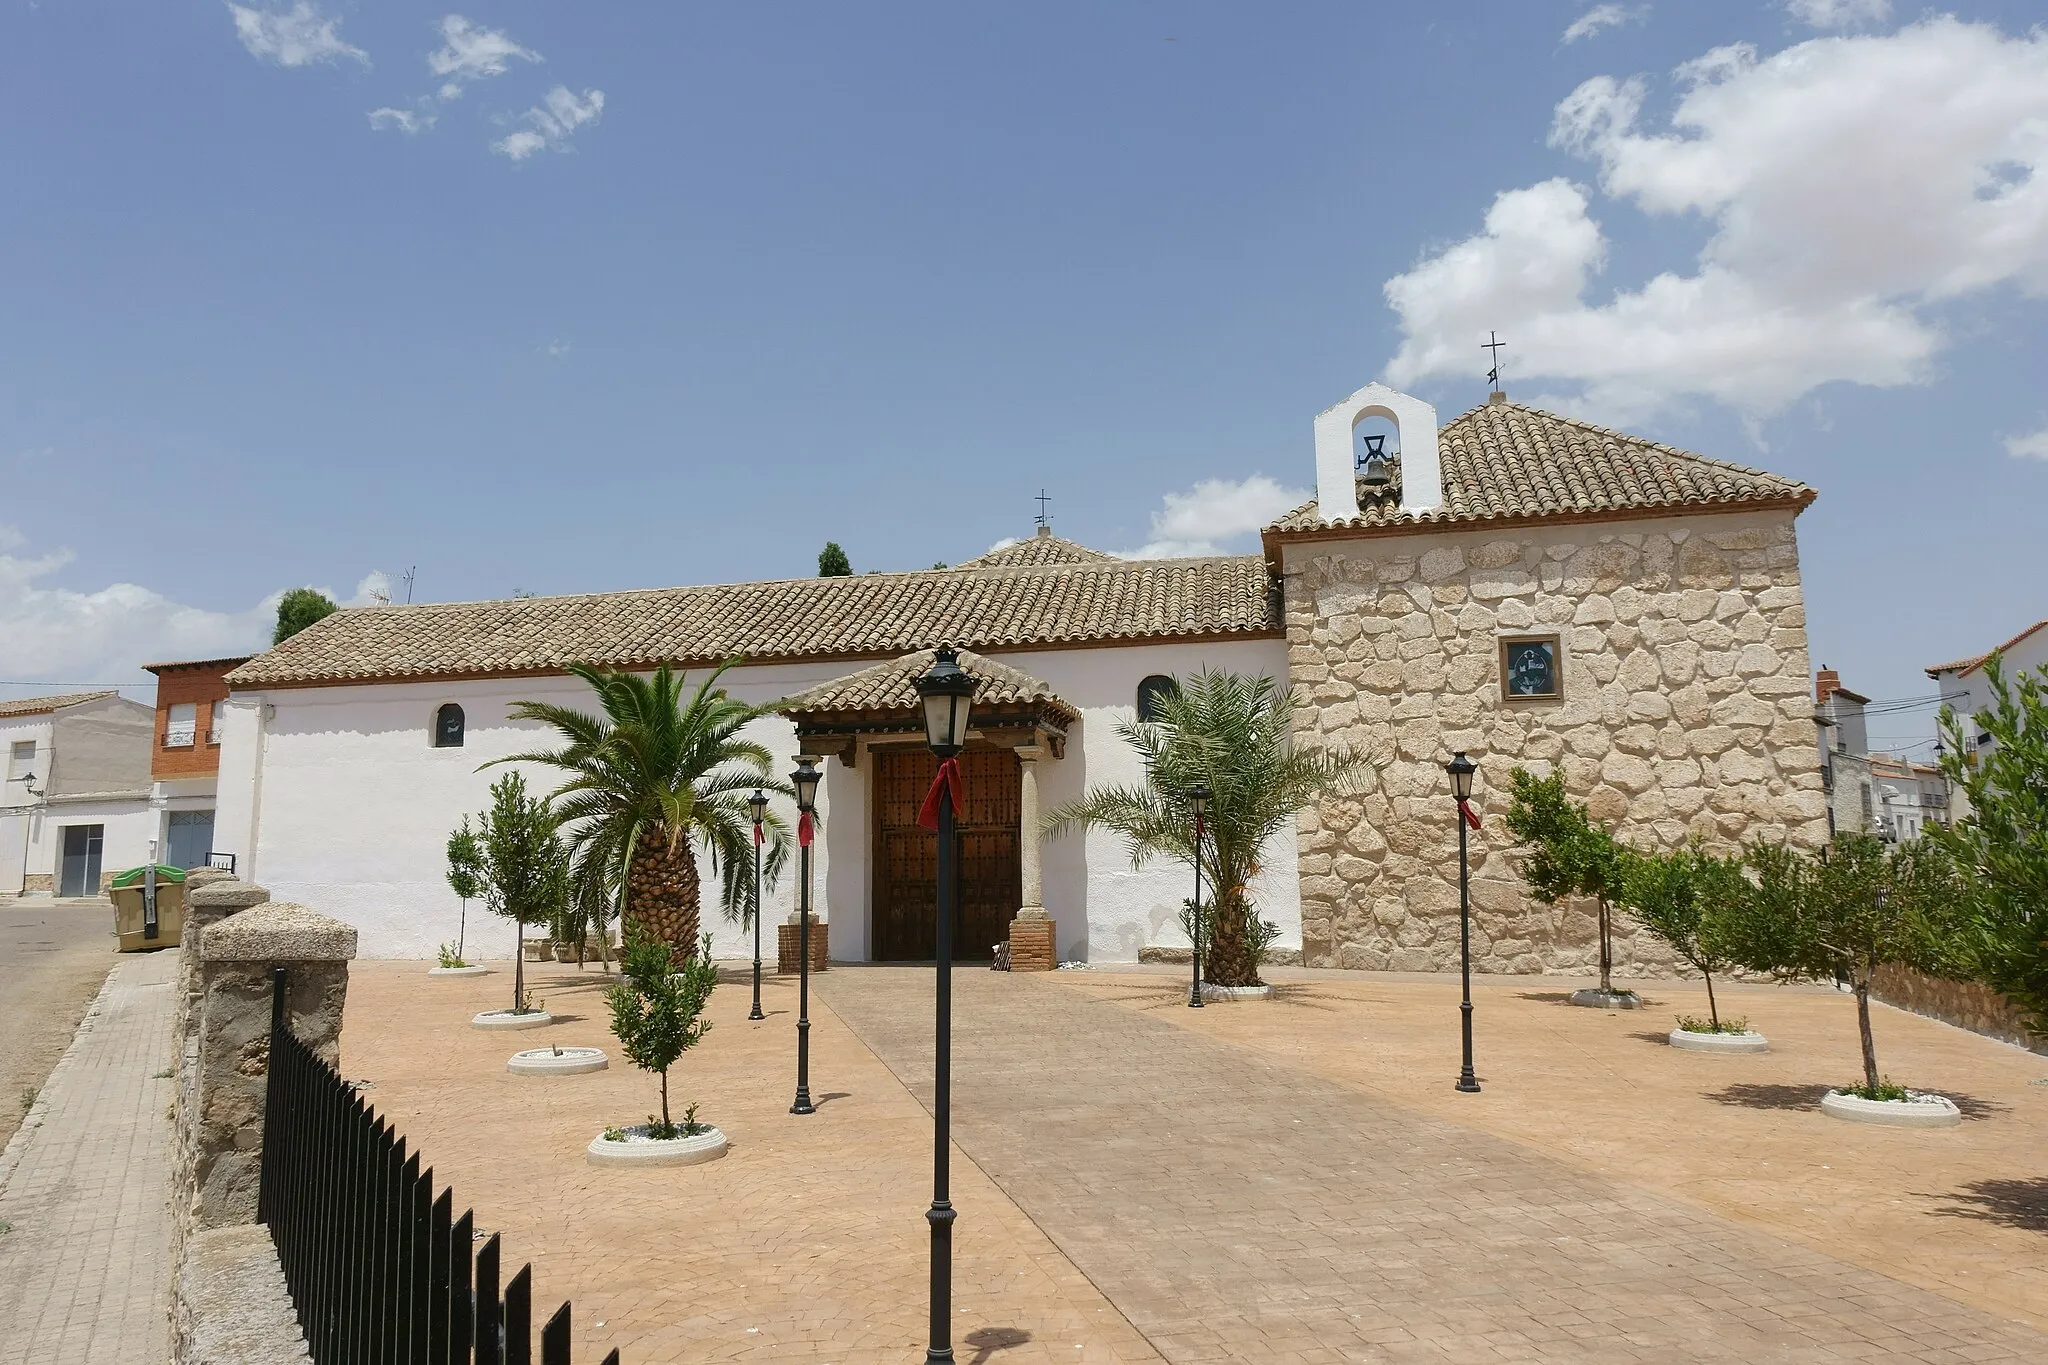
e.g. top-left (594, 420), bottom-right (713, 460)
top-left (1187, 783), bottom-right (1211, 1009)
top-left (913, 646), bottom-right (975, 1365)
top-left (748, 788), bottom-right (769, 1022)
top-left (1446, 751), bottom-right (1481, 1095)
top-left (789, 757), bottom-right (821, 1116)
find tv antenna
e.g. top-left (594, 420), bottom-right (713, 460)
top-left (401, 566), bottom-right (418, 604)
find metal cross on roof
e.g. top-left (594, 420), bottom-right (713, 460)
top-left (1482, 331), bottom-right (1506, 395)
top-left (1034, 489), bottom-right (1052, 529)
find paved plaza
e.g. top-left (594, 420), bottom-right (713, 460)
top-left (337, 958), bottom-right (2047, 1364)
top-left (0, 950), bottom-right (176, 1365)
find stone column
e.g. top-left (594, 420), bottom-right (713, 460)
top-left (1007, 744), bottom-right (1057, 971)
top-left (187, 903), bottom-right (357, 1229)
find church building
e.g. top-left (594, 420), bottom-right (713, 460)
top-left (212, 382), bottom-right (1829, 975)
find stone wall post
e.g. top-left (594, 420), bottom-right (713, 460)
top-left (1007, 745), bottom-right (1057, 971)
top-left (187, 903), bottom-right (358, 1229)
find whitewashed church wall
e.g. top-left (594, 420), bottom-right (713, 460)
top-left (220, 639), bottom-right (1295, 964)
top-left (986, 639), bottom-right (1295, 965)
top-left (1281, 508), bottom-right (1831, 977)
top-left (229, 663), bottom-right (850, 960)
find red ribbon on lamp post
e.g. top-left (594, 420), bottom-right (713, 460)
top-left (916, 757), bottom-right (965, 831)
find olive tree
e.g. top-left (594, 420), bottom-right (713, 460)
top-left (1504, 767), bottom-right (1637, 997)
top-left (607, 929), bottom-right (719, 1137)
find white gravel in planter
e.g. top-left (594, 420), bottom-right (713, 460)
top-left (470, 1008), bottom-right (553, 1031)
top-left (1820, 1089), bottom-right (1960, 1128)
top-left (507, 1046), bottom-right (607, 1075)
top-left (1668, 1027), bottom-right (1769, 1054)
top-left (1200, 983), bottom-right (1276, 1002)
top-left (1568, 988), bottom-right (1643, 1010)
top-left (428, 964), bottom-right (490, 977)
top-left (586, 1124), bottom-right (728, 1167)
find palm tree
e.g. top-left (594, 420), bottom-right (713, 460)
top-left (1044, 669), bottom-right (1370, 988)
top-left (490, 661), bottom-right (792, 956)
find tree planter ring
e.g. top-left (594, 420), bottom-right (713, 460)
top-left (586, 1125), bottom-right (728, 1167)
top-left (471, 1008), bottom-right (554, 1031)
top-left (428, 965), bottom-right (490, 977)
top-left (1668, 1028), bottom-right (1769, 1054)
top-left (1820, 1090), bottom-right (1960, 1128)
top-left (507, 1046), bottom-right (607, 1075)
top-left (1569, 988), bottom-right (1643, 1010)
top-left (1199, 983), bottom-right (1275, 1002)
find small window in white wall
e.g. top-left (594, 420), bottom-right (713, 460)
top-left (1136, 675), bottom-right (1179, 723)
top-left (8, 740), bottom-right (33, 780)
top-left (433, 703), bottom-right (466, 749)
top-left (165, 702), bottom-right (197, 748)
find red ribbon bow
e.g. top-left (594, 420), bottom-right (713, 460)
top-left (917, 757), bottom-right (965, 831)
top-left (797, 811), bottom-right (814, 848)
top-left (1458, 798), bottom-right (1481, 831)
top-left (752, 821), bottom-right (763, 847)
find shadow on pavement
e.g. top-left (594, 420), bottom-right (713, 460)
top-left (1924, 1177), bottom-right (2048, 1233)
top-left (964, 1326), bottom-right (1032, 1362)
top-left (1704, 1081), bottom-right (1833, 1111)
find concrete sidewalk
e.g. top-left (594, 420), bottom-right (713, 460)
top-left (0, 950), bottom-right (177, 1365)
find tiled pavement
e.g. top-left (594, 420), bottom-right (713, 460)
top-left (0, 952), bottom-right (176, 1365)
top-left (819, 967), bottom-right (2048, 1364)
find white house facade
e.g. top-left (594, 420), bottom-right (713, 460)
top-left (1, 691), bottom-right (156, 897)
top-left (215, 384), bottom-right (1830, 973)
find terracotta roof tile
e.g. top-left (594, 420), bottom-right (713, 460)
top-left (782, 648), bottom-right (1080, 725)
top-left (957, 533), bottom-right (1117, 569)
top-left (0, 691), bottom-right (117, 718)
top-left (1266, 401), bottom-right (1814, 537)
top-left (1924, 619), bottom-right (2047, 678)
top-left (226, 556), bottom-right (1279, 690)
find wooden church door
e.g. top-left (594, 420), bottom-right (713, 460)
top-left (871, 747), bottom-right (1020, 962)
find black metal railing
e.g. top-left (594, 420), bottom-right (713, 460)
top-left (259, 967), bottom-right (619, 1365)
top-left (207, 851), bottom-right (237, 873)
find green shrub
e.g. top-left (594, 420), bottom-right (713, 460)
top-left (817, 542), bottom-right (852, 577)
top-left (607, 929), bottom-right (719, 1136)
top-left (273, 587), bottom-right (338, 644)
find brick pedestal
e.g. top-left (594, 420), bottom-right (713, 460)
top-left (777, 920), bottom-right (828, 974)
top-left (1007, 918), bottom-right (1057, 972)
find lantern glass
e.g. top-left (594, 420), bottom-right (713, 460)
top-left (790, 757), bottom-right (822, 812)
top-left (1189, 783), bottom-right (1212, 818)
top-left (914, 647), bottom-right (976, 755)
top-left (1446, 751), bottom-right (1476, 802)
top-left (748, 788), bottom-right (769, 823)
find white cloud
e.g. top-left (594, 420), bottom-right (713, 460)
top-left (543, 339), bottom-right (571, 357)
top-left (228, 2), bottom-right (367, 68)
top-left (1786, 0), bottom-right (1890, 30)
top-left (0, 526), bottom-right (386, 683)
top-left (427, 15), bottom-right (539, 99)
top-left (368, 106), bottom-right (433, 135)
top-left (2004, 427), bottom-right (2048, 460)
top-left (492, 86), bottom-right (604, 161)
top-left (1384, 18), bottom-right (2048, 424)
top-left (1563, 5), bottom-right (1642, 45)
top-left (1119, 475), bottom-right (1309, 559)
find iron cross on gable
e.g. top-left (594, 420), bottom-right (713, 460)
top-left (1482, 331), bottom-right (1507, 394)
top-left (1034, 490), bottom-right (1051, 529)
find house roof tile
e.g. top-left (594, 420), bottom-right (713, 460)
top-left (0, 691), bottom-right (117, 719)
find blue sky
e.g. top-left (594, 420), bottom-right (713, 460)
top-left (3, 1), bottom-right (2045, 758)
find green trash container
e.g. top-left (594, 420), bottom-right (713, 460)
top-left (110, 863), bottom-right (187, 953)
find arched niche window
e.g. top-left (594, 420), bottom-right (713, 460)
top-left (433, 703), bottom-right (465, 749)
top-left (1135, 675), bottom-right (1179, 723)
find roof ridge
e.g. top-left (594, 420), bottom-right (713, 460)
top-left (1447, 401), bottom-right (1802, 486)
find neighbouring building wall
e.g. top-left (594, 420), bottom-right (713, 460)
top-left (48, 696), bottom-right (154, 797)
top-left (151, 663), bottom-right (240, 781)
top-left (1, 716), bottom-right (53, 892)
top-left (1282, 508), bottom-right (1830, 976)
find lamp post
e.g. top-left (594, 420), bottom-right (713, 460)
top-left (913, 646), bottom-right (975, 1365)
top-left (748, 788), bottom-right (768, 1022)
top-left (1187, 783), bottom-right (1211, 1008)
top-left (1446, 752), bottom-right (1481, 1094)
top-left (789, 757), bottom-right (821, 1116)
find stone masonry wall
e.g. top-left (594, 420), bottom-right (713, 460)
top-left (1284, 508), bottom-right (1831, 976)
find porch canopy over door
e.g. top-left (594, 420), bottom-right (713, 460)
top-left (784, 647), bottom-right (1077, 964)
